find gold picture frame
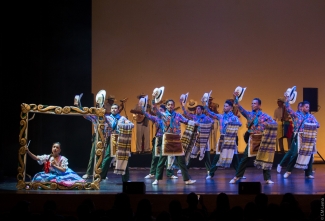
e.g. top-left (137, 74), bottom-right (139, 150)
top-left (16, 103), bottom-right (106, 190)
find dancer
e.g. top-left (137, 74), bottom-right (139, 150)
top-left (204, 99), bottom-right (243, 179)
top-left (229, 87), bottom-right (276, 184)
top-left (102, 103), bottom-right (134, 182)
top-left (151, 97), bottom-right (197, 185)
top-left (181, 103), bottom-right (214, 177)
top-left (77, 92), bottom-right (125, 179)
top-left (277, 102), bottom-right (303, 173)
top-left (142, 103), bottom-right (178, 179)
top-left (26, 142), bottom-right (85, 187)
top-left (281, 96), bottom-right (319, 179)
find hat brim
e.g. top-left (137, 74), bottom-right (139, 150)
top-left (201, 93), bottom-right (209, 105)
top-left (235, 87), bottom-right (246, 101)
top-left (289, 91), bottom-right (297, 104)
top-left (154, 86), bottom-right (165, 103)
top-left (180, 92), bottom-right (189, 106)
top-left (139, 95), bottom-right (148, 110)
top-left (96, 90), bottom-right (106, 108)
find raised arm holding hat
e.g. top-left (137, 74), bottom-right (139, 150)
top-left (230, 89), bottom-right (277, 184)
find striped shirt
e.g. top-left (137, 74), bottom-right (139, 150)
top-left (285, 102), bottom-right (319, 132)
top-left (182, 106), bottom-right (214, 132)
top-left (205, 107), bottom-right (241, 134)
top-left (143, 112), bottom-right (164, 137)
top-left (238, 105), bottom-right (275, 134)
top-left (105, 114), bottom-right (134, 135)
top-left (154, 105), bottom-right (189, 135)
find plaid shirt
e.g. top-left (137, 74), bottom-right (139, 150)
top-left (182, 106), bottom-right (213, 132)
top-left (285, 102), bottom-right (320, 132)
top-left (154, 105), bottom-right (189, 135)
top-left (105, 114), bottom-right (134, 136)
top-left (238, 105), bottom-right (275, 134)
top-left (205, 107), bottom-right (241, 134)
top-left (143, 112), bottom-right (164, 137)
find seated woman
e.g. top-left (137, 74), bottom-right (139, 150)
top-left (26, 141), bottom-right (85, 187)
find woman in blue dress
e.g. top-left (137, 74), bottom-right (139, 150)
top-left (26, 142), bottom-right (85, 187)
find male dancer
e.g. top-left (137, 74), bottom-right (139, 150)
top-left (152, 98), bottom-right (197, 185)
top-left (282, 98), bottom-right (319, 179)
top-left (81, 102), bottom-right (109, 179)
top-left (81, 96), bottom-right (125, 179)
top-left (182, 103), bottom-right (214, 177)
top-left (101, 104), bottom-right (134, 182)
top-left (277, 102), bottom-right (303, 173)
top-left (142, 103), bottom-right (178, 179)
top-left (229, 94), bottom-right (276, 184)
top-left (204, 100), bottom-right (242, 179)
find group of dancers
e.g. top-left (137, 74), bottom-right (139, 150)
top-left (25, 85), bottom-right (319, 187)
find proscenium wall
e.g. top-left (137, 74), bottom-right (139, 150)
top-left (92, 1), bottom-right (325, 156)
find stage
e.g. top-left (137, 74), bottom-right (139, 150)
top-left (1, 155), bottom-right (324, 217)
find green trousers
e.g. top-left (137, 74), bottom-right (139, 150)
top-left (186, 151), bottom-right (211, 174)
top-left (101, 141), bottom-right (130, 182)
top-left (85, 137), bottom-right (96, 175)
top-left (286, 136), bottom-right (314, 176)
top-left (209, 153), bottom-right (240, 177)
top-left (235, 145), bottom-right (271, 181)
top-left (279, 140), bottom-right (295, 167)
top-left (149, 137), bottom-right (174, 177)
top-left (156, 155), bottom-right (190, 181)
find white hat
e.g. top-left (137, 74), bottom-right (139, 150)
top-left (234, 86), bottom-right (247, 101)
top-left (152, 86), bottom-right (165, 103)
top-left (201, 90), bottom-right (212, 105)
top-left (180, 92), bottom-right (189, 106)
top-left (74, 93), bottom-right (83, 107)
top-left (139, 95), bottom-right (148, 110)
top-left (95, 89), bottom-right (106, 108)
top-left (285, 86), bottom-right (297, 104)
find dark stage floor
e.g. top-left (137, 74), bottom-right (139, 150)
top-left (1, 163), bottom-right (324, 217)
top-left (1, 164), bottom-right (325, 195)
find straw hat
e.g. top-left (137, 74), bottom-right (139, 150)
top-left (186, 99), bottom-right (198, 110)
top-left (284, 86), bottom-right (297, 104)
top-left (95, 90), bottom-right (106, 108)
top-left (234, 86), bottom-right (247, 101)
top-left (152, 86), bottom-right (165, 103)
top-left (180, 92), bottom-right (189, 106)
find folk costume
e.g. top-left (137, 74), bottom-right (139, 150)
top-left (152, 103), bottom-right (196, 184)
top-left (230, 104), bottom-right (276, 183)
top-left (205, 107), bottom-right (242, 178)
top-left (182, 106), bottom-right (214, 174)
top-left (32, 155), bottom-right (85, 187)
top-left (282, 101), bottom-right (319, 178)
top-left (101, 113), bottom-right (134, 182)
top-left (142, 109), bottom-right (176, 178)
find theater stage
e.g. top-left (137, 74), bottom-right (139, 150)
top-left (0, 153), bottom-right (324, 216)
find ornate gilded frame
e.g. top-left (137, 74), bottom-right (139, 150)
top-left (16, 103), bottom-right (107, 190)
